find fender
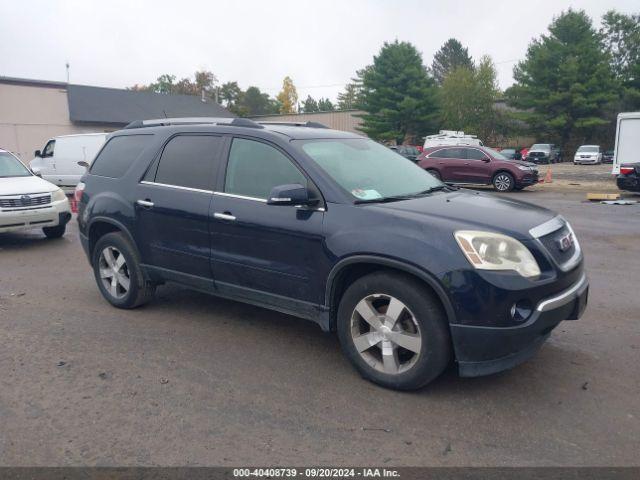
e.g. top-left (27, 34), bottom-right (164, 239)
top-left (325, 255), bottom-right (457, 329)
top-left (87, 216), bottom-right (140, 258)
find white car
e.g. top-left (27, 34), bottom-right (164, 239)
top-left (0, 149), bottom-right (72, 238)
top-left (30, 133), bottom-right (107, 192)
top-left (574, 145), bottom-right (602, 165)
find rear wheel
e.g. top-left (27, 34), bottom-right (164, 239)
top-left (493, 172), bottom-right (515, 192)
top-left (43, 224), bottom-right (66, 239)
top-left (337, 271), bottom-right (451, 390)
top-left (92, 232), bottom-right (155, 309)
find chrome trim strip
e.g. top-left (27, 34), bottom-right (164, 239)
top-left (536, 273), bottom-right (587, 312)
top-left (140, 181), bottom-right (212, 194)
top-left (529, 215), bottom-right (564, 238)
top-left (213, 191), bottom-right (267, 203)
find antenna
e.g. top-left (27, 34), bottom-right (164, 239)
top-left (65, 61), bottom-right (70, 83)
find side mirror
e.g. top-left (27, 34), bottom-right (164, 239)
top-left (34, 150), bottom-right (42, 157)
top-left (482, 157), bottom-right (491, 162)
top-left (31, 168), bottom-right (42, 177)
top-left (267, 184), bottom-right (311, 206)
top-left (77, 160), bottom-right (90, 170)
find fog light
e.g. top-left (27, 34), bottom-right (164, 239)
top-left (510, 300), bottom-right (533, 322)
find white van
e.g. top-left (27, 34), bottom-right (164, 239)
top-left (30, 133), bottom-right (107, 191)
top-left (423, 130), bottom-right (483, 149)
top-left (612, 112), bottom-right (640, 175)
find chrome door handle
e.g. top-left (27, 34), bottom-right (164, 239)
top-left (136, 199), bottom-right (154, 208)
top-left (214, 212), bottom-right (236, 221)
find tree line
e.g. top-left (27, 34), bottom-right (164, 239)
top-left (130, 8), bottom-right (638, 150)
top-left (351, 8), bottom-right (639, 149)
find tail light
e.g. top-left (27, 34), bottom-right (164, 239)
top-left (72, 182), bottom-right (85, 213)
top-left (620, 167), bottom-right (635, 175)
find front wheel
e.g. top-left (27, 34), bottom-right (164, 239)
top-left (337, 271), bottom-right (451, 390)
top-left (493, 172), bottom-right (515, 192)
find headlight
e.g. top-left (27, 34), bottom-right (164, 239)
top-left (516, 165), bottom-right (530, 171)
top-left (454, 230), bottom-right (541, 277)
top-left (51, 188), bottom-right (67, 202)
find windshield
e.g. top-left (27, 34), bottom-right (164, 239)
top-left (296, 138), bottom-right (442, 201)
top-left (484, 147), bottom-right (509, 160)
top-left (0, 152), bottom-right (31, 178)
top-left (531, 144), bottom-right (551, 151)
top-left (577, 146), bottom-right (599, 153)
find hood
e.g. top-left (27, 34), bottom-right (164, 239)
top-left (366, 189), bottom-right (555, 240)
top-left (508, 159), bottom-right (537, 168)
top-left (0, 175), bottom-right (58, 196)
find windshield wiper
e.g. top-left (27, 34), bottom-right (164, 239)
top-left (354, 184), bottom-right (452, 204)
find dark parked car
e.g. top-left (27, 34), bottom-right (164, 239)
top-left (603, 150), bottom-right (614, 164)
top-left (498, 148), bottom-right (522, 160)
top-left (390, 145), bottom-right (420, 162)
top-left (77, 118), bottom-right (588, 390)
top-left (525, 144), bottom-right (561, 164)
top-left (418, 145), bottom-right (539, 191)
top-left (616, 164), bottom-right (640, 192)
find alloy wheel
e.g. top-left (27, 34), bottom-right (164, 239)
top-left (494, 174), bottom-right (512, 191)
top-left (98, 246), bottom-right (131, 299)
top-left (350, 294), bottom-right (422, 375)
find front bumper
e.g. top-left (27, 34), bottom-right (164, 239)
top-left (451, 273), bottom-right (589, 377)
top-left (574, 158), bottom-right (599, 164)
top-left (0, 198), bottom-right (71, 234)
top-left (517, 173), bottom-right (539, 186)
top-left (617, 175), bottom-right (640, 192)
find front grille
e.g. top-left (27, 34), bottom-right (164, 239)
top-left (528, 152), bottom-right (547, 158)
top-left (538, 224), bottom-right (577, 267)
top-left (0, 193), bottom-right (51, 209)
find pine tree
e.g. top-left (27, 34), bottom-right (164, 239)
top-left (507, 9), bottom-right (618, 148)
top-left (358, 40), bottom-right (439, 143)
top-left (431, 39), bottom-right (474, 85)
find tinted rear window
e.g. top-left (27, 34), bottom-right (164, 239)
top-left (153, 135), bottom-right (222, 190)
top-left (91, 135), bottom-right (153, 178)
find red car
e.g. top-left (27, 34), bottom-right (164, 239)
top-left (417, 145), bottom-right (539, 191)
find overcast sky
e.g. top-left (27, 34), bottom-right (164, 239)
top-left (1, 0), bottom-right (637, 103)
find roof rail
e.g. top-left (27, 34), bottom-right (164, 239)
top-left (257, 121), bottom-right (329, 129)
top-left (123, 117), bottom-right (263, 129)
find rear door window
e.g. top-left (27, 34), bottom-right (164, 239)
top-left (152, 135), bottom-right (222, 191)
top-left (91, 135), bottom-right (153, 178)
top-left (431, 148), bottom-right (464, 159)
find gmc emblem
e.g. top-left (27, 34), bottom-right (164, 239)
top-left (557, 232), bottom-right (574, 252)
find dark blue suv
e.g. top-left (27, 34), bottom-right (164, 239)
top-left (77, 118), bottom-right (589, 390)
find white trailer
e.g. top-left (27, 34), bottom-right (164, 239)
top-left (612, 112), bottom-right (640, 175)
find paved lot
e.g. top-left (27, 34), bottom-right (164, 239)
top-left (0, 190), bottom-right (639, 466)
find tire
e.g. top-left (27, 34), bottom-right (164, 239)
top-left (43, 224), bottom-right (66, 239)
top-left (92, 232), bottom-right (155, 309)
top-left (337, 271), bottom-right (451, 390)
top-left (426, 169), bottom-right (441, 181)
top-left (492, 172), bottom-right (515, 192)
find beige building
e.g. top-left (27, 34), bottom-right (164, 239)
top-left (251, 110), bottom-right (365, 134)
top-left (0, 76), bottom-right (233, 163)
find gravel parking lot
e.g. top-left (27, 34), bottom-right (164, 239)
top-left (0, 189), bottom-right (639, 467)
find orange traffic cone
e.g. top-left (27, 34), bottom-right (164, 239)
top-left (543, 168), bottom-right (553, 183)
